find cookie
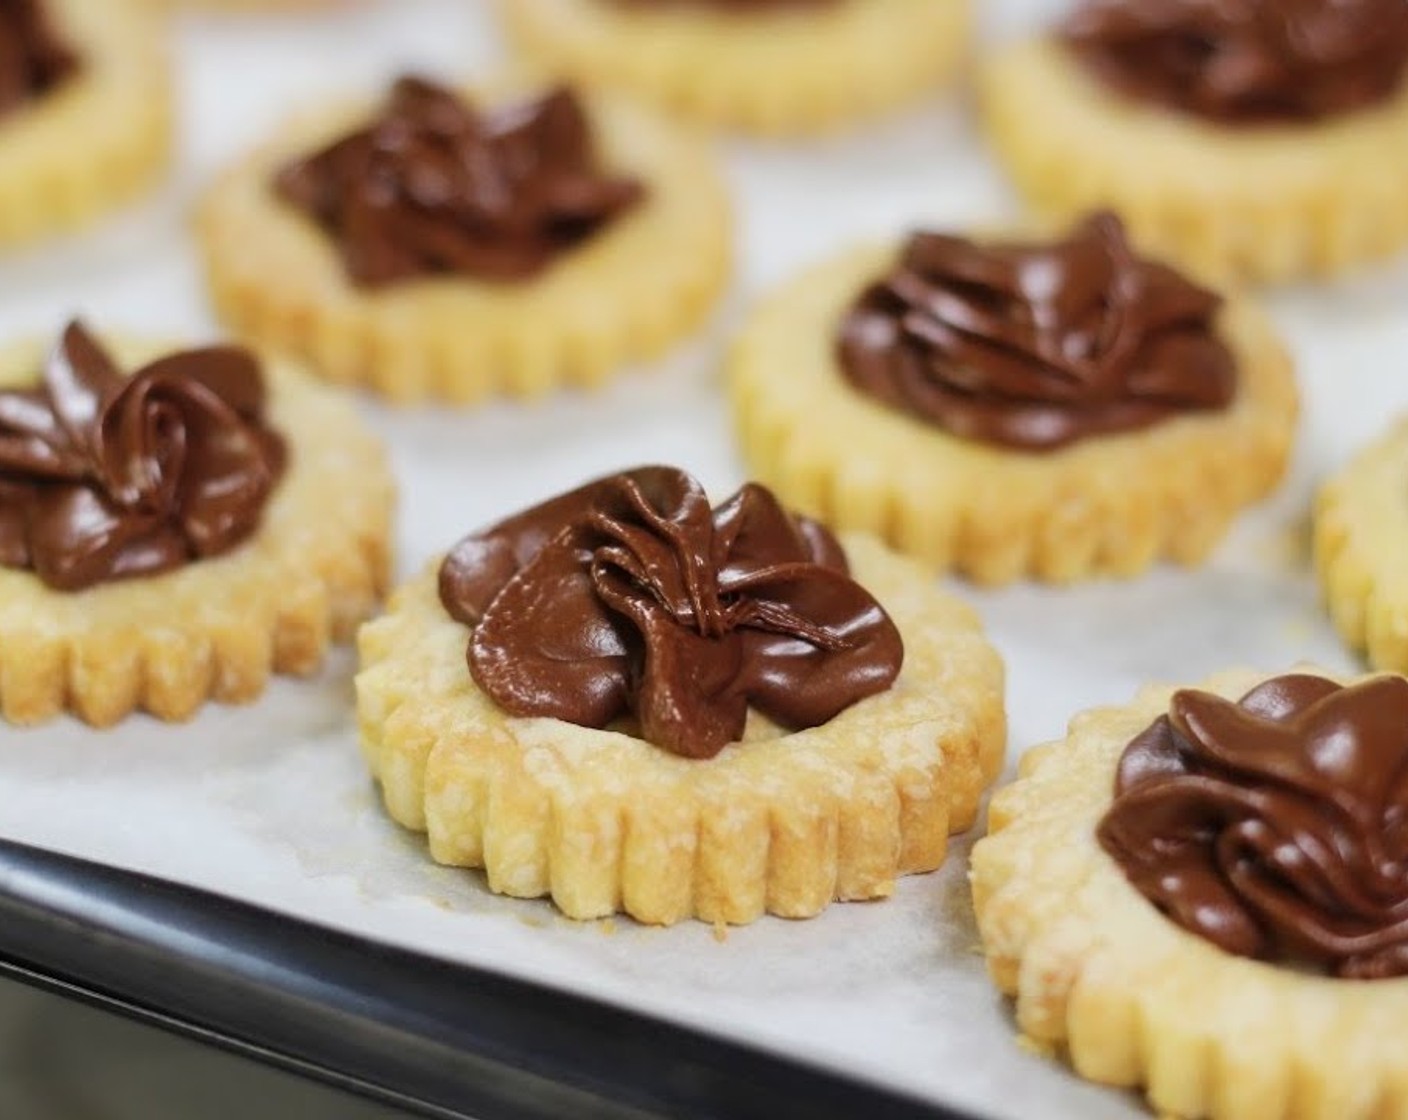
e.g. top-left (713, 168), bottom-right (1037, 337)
top-left (357, 467), bottom-right (1005, 924)
top-left (728, 214), bottom-right (1297, 584)
top-left (1315, 416), bottom-right (1408, 675)
top-left (972, 668), bottom-right (1408, 1120)
top-left (982, 2), bottom-right (1408, 283)
top-left (0, 323), bottom-right (393, 726)
top-left (498, 0), bottom-right (971, 135)
top-left (198, 75), bottom-right (731, 404)
top-left (0, 0), bottom-right (171, 247)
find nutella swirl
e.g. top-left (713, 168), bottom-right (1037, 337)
top-left (0, 322), bottom-right (287, 592)
top-left (837, 213), bottom-right (1237, 452)
top-left (1098, 675), bottom-right (1408, 980)
top-left (275, 77), bottom-right (645, 288)
top-left (1061, 0), bottom-right (1408, 124)
top-left (438, 467), bottom-right (904, 760)
top-left (0, 0), bottom-right (78, 116)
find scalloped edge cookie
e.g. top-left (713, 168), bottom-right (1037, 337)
top-left (970, 667), bottom-right (1408, 1120)
top-left (197, 77), bottom-right (732, 405)
top-left (727, 243), bottom-right (1298, 586)
top-left (1315, 417), bottom-right (1408, 674)
top-left (356, 533), bottom-right (1005, 925)
top-left (981, 38), bottom-right (1408, 285)
top-left (497, 0), bottom-right (971, 136)
top-left (0, 0), bottom-right (171, 248)
top-left (0, 335), bottom-right (394, 727)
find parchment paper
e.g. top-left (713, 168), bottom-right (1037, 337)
top-left (0, 2), bottom-right (1400, 1117)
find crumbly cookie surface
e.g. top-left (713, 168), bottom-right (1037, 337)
top-left (728, 244), bottom-right (1298, 585)
top-left (198, 79), bottom-right (731, 404)
top-left (0, 0), bottom-right (171, 247)
top-left (0, 337), bottom-right (394, 727)
top-left (970, 668), bottom-right (1408, 1120)
top-left (356, 534), bottom-right (1005, 925)
top-left (982, 38), bottom-right (1408, 284)
top-left (1315, 418), bottom-right (1408, 674)
top-left (499, 0), bottom-right (971, 136)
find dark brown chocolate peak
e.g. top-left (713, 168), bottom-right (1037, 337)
top-left (1061, 0), bottom-right (1408, 124)
top-left (1098, 675), bottom-right (1408, 980)
top-left (0, 0), bottom-right (78, 116)
top-left (438, 467), bottom-right (904, 760)
top-left (274, 76), bottom-right (646, 288)
top-left (836, 213), bottom-right (1237, 452)
top-left (0, 322), bottom-right (287, 593)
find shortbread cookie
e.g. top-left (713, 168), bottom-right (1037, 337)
top-left (357, 467), bottom-right (1005, 925)
top-left (198, 75), bottom-right (731, 404)
top-left (162, 1), bottom-right (340, 8)
top-left (728, 213), bottom-right (1298, 585)
top-left (498, 0), bottom-right (971, 136)
top-left (0, 0), bottom-right (171, 247)
top-left (982, 1), bottom-right (1408, 283)
top-left (971, 669), bottom-right (1408, 1120)
top-left (1315, 417), bottom-right (1408, 674)
top-left (0, 322), bottom-right (393, 727)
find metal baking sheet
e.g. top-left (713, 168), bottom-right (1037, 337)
top-left (0, 2), bottom-right (1397, 1118)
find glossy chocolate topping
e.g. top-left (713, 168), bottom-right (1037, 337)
top-left (836, 213), bottom-right (1237, 452)
top-left (275, 76), bottom-right (645, 288)
top-left (0, 322), bottom-right (287, 592)
top-left (1061, 0), bottom-right (1408, 124)
top-left (0, 0), bottom-right (78, 116)
top-left (438, 466), bottom-right (904, 760)
top-left (1098, 675), bottom-right (1408, 980)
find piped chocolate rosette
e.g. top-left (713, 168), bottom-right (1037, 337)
top-left (438, 467), bottom-right (902, 760)
top-left (0, 0), bottom-right (78, 116)
top-left (728, 212), bottom-right (1296, 583)
top-left (1099, 674), bottom-right (1408, 980)
top-left (971, 669), bottom-right (1408, 1120)
top-left (0, 322), bottom-right (392, 727)
top-left (0, 322), bottom-right (285, 593)
top-left (357, 467), bottom-right (1005, 924)
top-left (837, 212), bottom-right (1237, 453)
top-left (1060, 0), bottom-right (1408, 125)
top-left (274, 77), bottom-right (645, 289)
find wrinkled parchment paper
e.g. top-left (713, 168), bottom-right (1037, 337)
top-left (0, 3), bottom-right (1397, 1117)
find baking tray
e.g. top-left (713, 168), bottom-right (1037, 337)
top-left (0, 838), bottom-right (972, 1120)
top-left (0, 1), bottom-right (1402, 1118)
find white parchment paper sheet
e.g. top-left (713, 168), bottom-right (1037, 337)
top-left (0, 3), bottom-right (1402, 1118)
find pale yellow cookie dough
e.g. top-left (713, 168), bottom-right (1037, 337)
top-left (198, 78), bottom-right (732, 405)
top-left (970, 668), bottom-right (1408, 1120)
top-left (1315, 417), bottom-right (1408, 675)
top-left (982, 37), bottom-right (1408, 285)
top-left (0, 0), bottom-right (171, 248)
top-left (727, 243), bottom-right (1298, 586)
top-left (356, 533), bottom-right (1005, 926)
top-left (498, 0), bottom-right (971, 136)
top-left (0, 335), bottom-right (394, 728)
